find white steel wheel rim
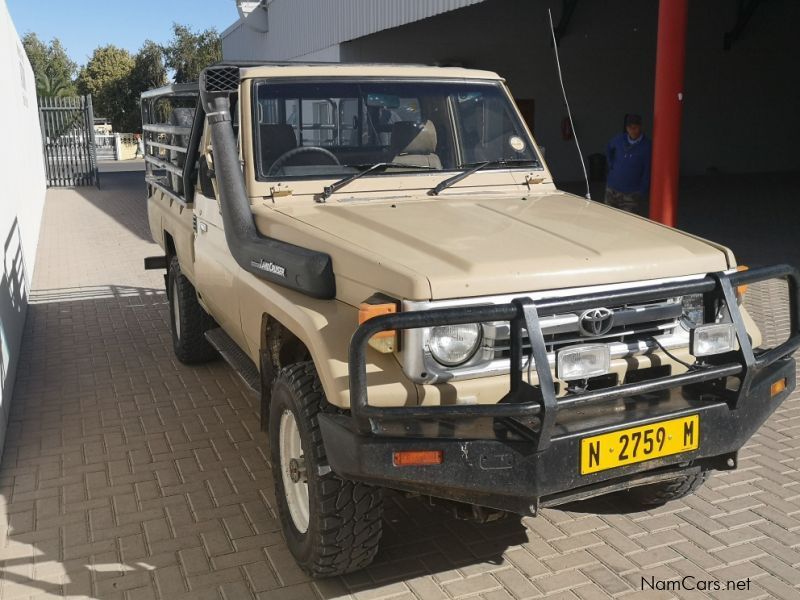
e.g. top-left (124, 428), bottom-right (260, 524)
top-left (279, 409), bottom-right (310, 533)
top-left (172, 292), bottom-right (181, 341)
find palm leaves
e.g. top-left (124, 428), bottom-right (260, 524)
top-left (35, 71), bottom-right (75, 98)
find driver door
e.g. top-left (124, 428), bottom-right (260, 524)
top-left (193, 117), bottom-right (247, 350)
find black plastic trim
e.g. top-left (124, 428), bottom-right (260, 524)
top-left (143, 256), bottom-right (167, 270)
top-left (320, 357), bottom-right (795, 515)
top-left (199, 66), bottom-right (336, 299)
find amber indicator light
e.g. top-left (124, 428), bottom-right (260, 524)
top-left (358, 302), bottom-right (396, 339)
top-left (771, 378), bottom-right (787, 398)
top-left (736, 265), bottom-right (749, 297)
top-left (392, 450), bottom-right (443, 467)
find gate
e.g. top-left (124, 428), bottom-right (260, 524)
top-left (38, 95), bottom-right (98, 187)
top-left (94, 134), bottom-right (117, 160)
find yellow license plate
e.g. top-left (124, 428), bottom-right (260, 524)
top-left (581, 415), bottom-right (699, 475)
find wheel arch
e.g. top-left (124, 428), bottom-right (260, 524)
top-left (163, 230), bottom-right (177, 261)
top-left (259, 313), bottom-right (311, 431)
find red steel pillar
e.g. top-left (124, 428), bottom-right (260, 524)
top-left (649, 0), bottom-right (688, 226)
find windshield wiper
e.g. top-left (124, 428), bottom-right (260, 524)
top-left (320, 162), bottom-right (437, 201)
top-left (428, 159), bottom-right (540, 196)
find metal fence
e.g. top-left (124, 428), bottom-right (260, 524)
top-left (38, 95), bottom-right (98, 187)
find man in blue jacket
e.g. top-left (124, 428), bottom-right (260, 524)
top-left (605, 114), bottom-right (652, 215)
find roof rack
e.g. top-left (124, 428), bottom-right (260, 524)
top-left (141, 82), bottom-right (199, 100)
top-left (140, 84), bottom-right (201, 205)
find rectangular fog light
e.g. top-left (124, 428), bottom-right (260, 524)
top-left (557, 344), bottom-right (610, 380)
top-left (691, 323), bottom-right (736, 357)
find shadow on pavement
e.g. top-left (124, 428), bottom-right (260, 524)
top-left (0, 284), bottom-right (528, 599)
top-left (69, 171), bottom-right (153, 243)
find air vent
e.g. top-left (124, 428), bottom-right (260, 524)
top-left (203, 67), bottom-right (240, 93)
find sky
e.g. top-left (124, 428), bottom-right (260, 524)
top-left (6, 0), bottom-right (237, 66)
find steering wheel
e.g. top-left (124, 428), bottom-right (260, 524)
top-left (267, 146), bottom-right (340, 176)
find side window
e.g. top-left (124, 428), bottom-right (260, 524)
top-left (257, 95), bottom-right (367, 150)
top-left (301, 99), bottom-right (335, 146)
top-left (372, 97), bottom-right (421, 146)
top-left (396, 98), bottom-right (422, 122)
top-left (338, 98), bottom-right (365, 146)
top-left (197, 117), bottom-right (216, 199)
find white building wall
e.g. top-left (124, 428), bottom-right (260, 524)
top-left (0, 0), bottom-right (47, 459)
top-left (222, 0), bottom-right (486, 61)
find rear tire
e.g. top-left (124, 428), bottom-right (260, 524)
top-left (626, 471), bottom-right (709, 507)
top-left (168, 256), bottom-right (217, 364)
top-left (269, 362), bottom-right (383, 577)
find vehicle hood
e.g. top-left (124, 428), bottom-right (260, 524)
top-left (276, 191), bottom-right (732, 300)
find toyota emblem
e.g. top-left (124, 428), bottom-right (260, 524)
top-left (579, 308), bottom-right (615, 336)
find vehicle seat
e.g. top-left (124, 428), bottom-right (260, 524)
top-left (259, 124), bottom-right (297, 169)
top-left (390, 120), bottom-right (442, 169)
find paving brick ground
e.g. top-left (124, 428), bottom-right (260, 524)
top-left (0, 172), bottom-right (798, 599)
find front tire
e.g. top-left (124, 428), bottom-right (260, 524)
top-left (167, 256), bottom-right (217, 364)
top-left (269, 362), bottom-right (383, 577)
top-left (626, 470), bottom-right (709, 507)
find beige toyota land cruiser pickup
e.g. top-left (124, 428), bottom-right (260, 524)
top-left (141, 63), bottom-right (799, 577)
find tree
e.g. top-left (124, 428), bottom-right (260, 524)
top-left (129, 41), bottom-right (169, 132)
top-left (34, 72), bottom-right (73, 97)
top-left (22, 33), bottom-right (77, 97)
top-left (163, 23), bottom-right (222, 84)
top-left (131, 41), bottom-right (168, 93)
top-left (77, 45), bottom-right (136, 131)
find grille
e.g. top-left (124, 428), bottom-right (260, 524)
top-left (490, 299), bottom-right (682, 359)
top-left (203, 67), bottom-right (240, 93)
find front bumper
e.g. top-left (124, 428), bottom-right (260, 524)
top-left (319, 265), bottom-right (800, 515)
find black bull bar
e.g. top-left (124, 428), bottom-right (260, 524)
top-left (318, 265), bottom-right (799, 513)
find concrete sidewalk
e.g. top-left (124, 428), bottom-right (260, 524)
top-left (0, 173), bottom-right (798, 600)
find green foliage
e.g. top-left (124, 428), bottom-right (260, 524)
top-left (24, 23), bottom-right (212, 132)
top-left (132, 41), bottom-right (168, 93)
top-left (76, 42), bottom-right (170, 133)
top-left (76, 45), bottom-right (137, 131)
top-left (163, 23), bottom-right (222, 83)
top-left (34, 72), bottom-right (72, 97)
top-left (22, 33), bottom-right (77, 97)
top-left (129, 41), bottom-right (169, 132)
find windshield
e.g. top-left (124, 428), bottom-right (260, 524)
top-left (253, 79), bottom-right (541, 180)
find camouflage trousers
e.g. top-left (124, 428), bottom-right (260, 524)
top-left (604, 187), bottom-right (644, 215)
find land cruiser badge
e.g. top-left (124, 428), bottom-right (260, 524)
top-left (251, 259), bottom-right (286, 277)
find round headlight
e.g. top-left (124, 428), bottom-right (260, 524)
top-left (428, 324), bottom-right (482, 367)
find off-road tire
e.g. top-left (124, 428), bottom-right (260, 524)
top-left (167, 256), bottom-right (217, 364)
top-left (626, 471), bottom-right (709, 507)
top-left (269, 362), bottom-right (383, 577)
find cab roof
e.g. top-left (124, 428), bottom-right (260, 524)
top-left (238, 62), bottom-right (503, 81)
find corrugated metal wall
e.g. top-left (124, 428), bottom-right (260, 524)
top-left (223, 0), bottom-right (487, 61)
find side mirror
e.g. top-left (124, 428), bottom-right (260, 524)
top-left (198, 151), bottom-right (216, 199)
